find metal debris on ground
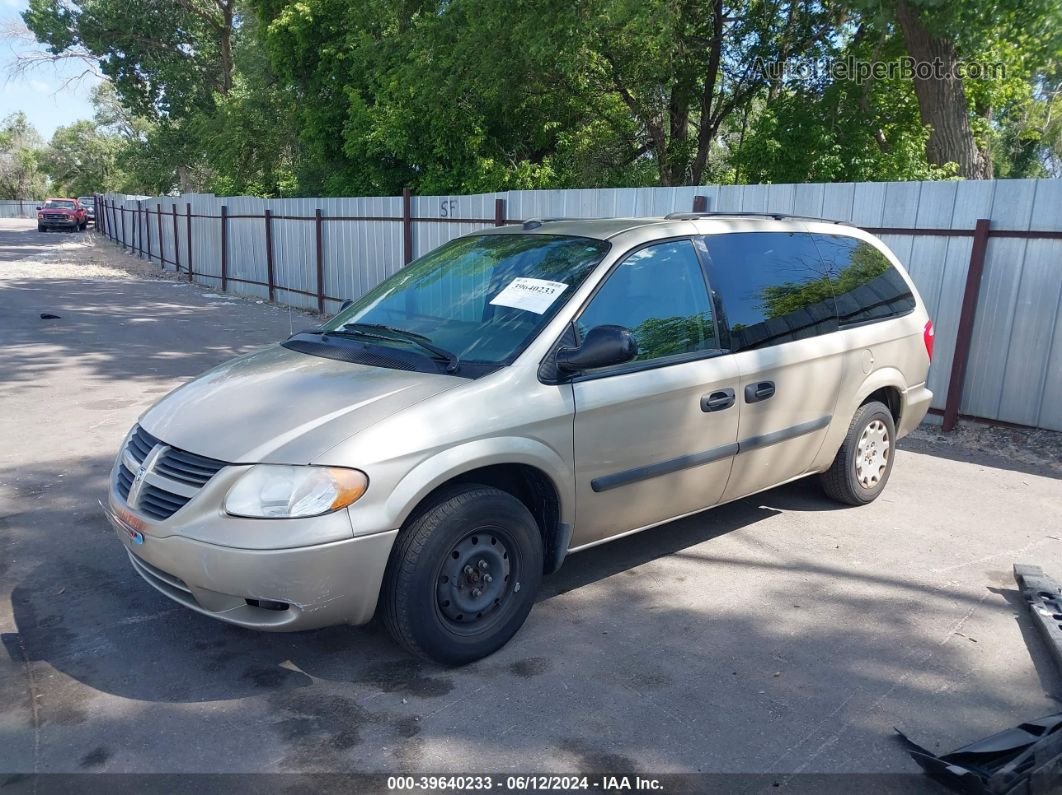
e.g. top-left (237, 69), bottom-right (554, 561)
top-left (1013, 564), bottom-right (1062, 673)
top-left (897, 713), bottom-right (1062, 794)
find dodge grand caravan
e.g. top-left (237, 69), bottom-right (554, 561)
top-left (106, 213), bottom-right (934, 664)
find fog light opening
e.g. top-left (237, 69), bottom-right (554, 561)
top-left (245, 598), bottom-right (290, 612)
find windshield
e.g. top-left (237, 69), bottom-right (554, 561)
top-left (78, 198), bottom-right (93, 204)
top-left (321, 234), bottom-right (609, 367)
top-left (44, 200), bottom-right (76, 209)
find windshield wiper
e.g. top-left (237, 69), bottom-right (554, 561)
top-left (330, 322), bottom-right (461, 373)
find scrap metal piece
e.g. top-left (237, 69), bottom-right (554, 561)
top-left (897, 713), bottom-right (1062, 794)
top-left (1014, 563), bottom-right (1062, 673)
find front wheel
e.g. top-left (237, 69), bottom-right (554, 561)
top-left (820, 400), bottom-right (896, 505)
top-left (382, 485), bottom-right (543, 665)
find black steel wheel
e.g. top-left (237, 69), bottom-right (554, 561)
top-left (382, 484), bottom-right (542, 665)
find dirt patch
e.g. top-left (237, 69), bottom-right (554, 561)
top-left (0, 224), bottom-right (180, 283)
top-left (906, 420), bottom-right (1062, 477)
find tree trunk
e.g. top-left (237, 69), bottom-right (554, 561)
top-left (893, 0), bottom-right (992, 178)
top-left (690, 0), bottom-right (724, 184)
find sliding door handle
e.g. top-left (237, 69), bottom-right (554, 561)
top-left (745, 381), bottom-right (775, 403)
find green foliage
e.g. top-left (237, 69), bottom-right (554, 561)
top-left (13, 0), bottom-right (1062, 195)
top-left (40, 121), bottom-right (123, 197)
top-left (23, 0), bottom-right (233, 120)
top-left (0, 113), bottom-right (49, 199)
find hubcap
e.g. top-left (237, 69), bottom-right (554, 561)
top-left (436, 531), bottom-right (512, 625)
top-left (855, 419), bottom-right (890, 488)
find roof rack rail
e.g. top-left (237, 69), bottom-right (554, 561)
top-left (522, 217), bottom-right (593, 229)
top-left (664, 211), bottom-right (849, 225)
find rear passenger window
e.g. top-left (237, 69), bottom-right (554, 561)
top-left (702, 232), bottom-right (838, 351)
top-left (577, 240), bottom-right (719, 364)
top-left (811, 235), bottom-right (916, 326)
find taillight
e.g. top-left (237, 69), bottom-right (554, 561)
top-left (923, 320), bottom-right (935, 361)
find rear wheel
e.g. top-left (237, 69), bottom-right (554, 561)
top-left (382, 485), bottom-right (543, 665)
top-left (820, 401), bottom-right (896, 505)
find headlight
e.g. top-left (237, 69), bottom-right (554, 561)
top-left (224, 465), bottom-right (368, 519)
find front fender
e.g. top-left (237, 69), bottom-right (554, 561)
top-left (385, 437), bottom-right (574, 529)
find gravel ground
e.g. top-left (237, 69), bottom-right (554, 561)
top-left (0, 223), bottom-right (180, 282)
top-left (2, 217), bottom-right (1062, 787)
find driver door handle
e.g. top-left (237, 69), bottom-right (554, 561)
top-left (701, 388), bottom-right (735, 412)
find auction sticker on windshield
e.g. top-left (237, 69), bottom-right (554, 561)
top-left (489, 277), bottom-right (568, 314)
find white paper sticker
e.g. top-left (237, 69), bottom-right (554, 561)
top-left (489, 277), bottom-right (568, 314)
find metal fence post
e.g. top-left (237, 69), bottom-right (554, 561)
top-left (156, 202), bottom-right (165, 266)
top-left (171, 205), bottom-right (181, 273)
top-left (186, 203), bottom-right (194, 282)
top-left (402, 187), bottom-right (413, 265)
top-left (220, 205), bottom-right (229, 291)
top-left (942, 218), bottom-right (992, 432)
top-left (144, 203), bottom-right (151, 261)
top-left (264, 208), bottom-right (276, 302)
top-left (121, 204), bottom-right (127, 248)
top-left (315, 208), bottom-right (325, 313)
top-left (495, 198), bottom-right (506, 227)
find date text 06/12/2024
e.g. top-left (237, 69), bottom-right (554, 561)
top-left (386, 776), bottom-right (664, 791)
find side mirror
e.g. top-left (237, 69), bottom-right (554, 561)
top-left (339, 299), bottom-right (354, 312)
top-left (556, 325), bottom-right (637, 372)
top-left (36, 205), bottom-right (42, 211)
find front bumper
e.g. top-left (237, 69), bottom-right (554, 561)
top-left (105, 500), bottom-right (398, 631)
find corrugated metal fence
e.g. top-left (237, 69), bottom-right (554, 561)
top-left (0, 200), bottom-right (39, 219)
top-left (97, 179), bottom-right (1062, 432)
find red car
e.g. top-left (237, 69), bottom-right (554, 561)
top-left (37, 198), bottom-right (88, 232)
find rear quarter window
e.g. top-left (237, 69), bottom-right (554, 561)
top-left (810, 235), bottom-right (916, 326)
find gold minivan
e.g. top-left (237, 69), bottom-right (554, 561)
top-left (105, 214), bottom-right (934, 664)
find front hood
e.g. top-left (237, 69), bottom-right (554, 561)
top-left (139, 345), bottom-right (465, 463)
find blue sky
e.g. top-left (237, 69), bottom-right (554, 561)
top-left (1, 0), bottom-right (101, 140)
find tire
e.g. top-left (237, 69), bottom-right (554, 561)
top-left (382, 485), bottom-right (543, 665)
top-left (820, 401), bottom-right (896, 506)
top-left (37, 225), bottom-right (45, 233)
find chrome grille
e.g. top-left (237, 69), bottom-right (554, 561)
top-left (113, 425), bottom-right (228, 521)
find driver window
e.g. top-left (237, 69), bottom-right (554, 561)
top-left (576, 239), bottom-right (718, 364)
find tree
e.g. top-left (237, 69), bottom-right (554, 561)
top-left (889, 0), bottom-right (991, 178)
top-left (884, 0), bottom-right (1062, 178)
top-left (0, 113), bottom-right (49, 200)
top-left (729, 20), bottom-right (957, 182)
top-left (40, 120), bottom-right (123, 196)
top-left (23, 0), bottom-right (236, 120)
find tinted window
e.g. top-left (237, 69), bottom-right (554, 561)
top-left (811, 235), bottom-right (916, 325)
top-left (703, 232), bottom-right (837, 351)
top-left (577, 240), bottom-right (718, 363)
